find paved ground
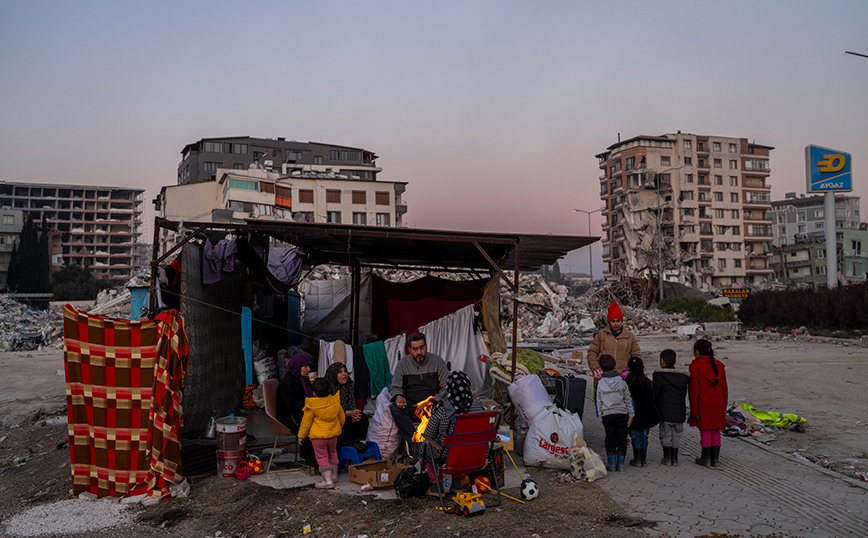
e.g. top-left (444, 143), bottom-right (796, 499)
top-left (579, 336), bottom-right (868, 538)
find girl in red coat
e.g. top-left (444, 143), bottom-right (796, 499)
top-left (688, 339), bottom-right (728, 468)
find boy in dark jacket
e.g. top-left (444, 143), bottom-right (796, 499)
top-left (652, 349), bottom-right (689, 466)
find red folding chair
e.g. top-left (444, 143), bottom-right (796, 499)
top-left (424, 410), bottom-right (502, 512)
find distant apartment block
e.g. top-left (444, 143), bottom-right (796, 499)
top-left (0, 208), bottom-right (24, 289)
top-left (0, 181), bottom-right (145, 283)
top-left (154, 167), bottom-right (407, 255)
top-left (177, 136), bottom-right (382, 186)
top-left (769, 228), bottom-right (868, 287)
top-left (596, 132), bottom-right (774, 291)
top-left (769, 192), bottom-right (861, 247)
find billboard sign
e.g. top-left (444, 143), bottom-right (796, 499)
top-left (805, 145), bottom-right (852, 193)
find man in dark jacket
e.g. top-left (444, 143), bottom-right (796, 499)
top-left (652, 349), bottom-right (690, 466)
top-left (389, 333), bottom-right (448, 450)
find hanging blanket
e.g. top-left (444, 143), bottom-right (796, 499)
top-left (64, 306), bottom-right (189, 500)
top-left (362, 341), bottom-right (392, 397)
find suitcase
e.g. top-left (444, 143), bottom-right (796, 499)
top-left (554, 376), bottom-right (586, 419)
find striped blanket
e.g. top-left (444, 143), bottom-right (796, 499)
top-left (64, 306), bottom-right (189, 500)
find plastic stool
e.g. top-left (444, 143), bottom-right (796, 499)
top-left (337, 441), bottom-right (381, 473)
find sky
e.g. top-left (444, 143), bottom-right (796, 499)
top-left (2, 1), bottom-right (867, 278)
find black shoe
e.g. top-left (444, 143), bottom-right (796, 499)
top-left (710, 446), bottom-right (720, 468)
top-left (671, 447), bottom-right (679, 467)
top-left (695, 446), bottom-right (711, 467)
top-left (630, 448), bottom-right (642, 467)
top-left (661, 447), bottom-right (672, 466)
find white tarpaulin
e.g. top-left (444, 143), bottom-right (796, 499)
top-left (419, 305), bottom-right (494, 398)
top-left (301, 273), bottom-right (372, 340)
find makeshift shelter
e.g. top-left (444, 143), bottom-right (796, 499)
top-left (149, 218), bottom-right (596, 430)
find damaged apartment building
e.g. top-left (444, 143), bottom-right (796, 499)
top-left (596, 133), bottom-right (774, 291)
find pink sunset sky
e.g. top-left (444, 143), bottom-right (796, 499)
top-left (2, 1), bottom-right (867, 278)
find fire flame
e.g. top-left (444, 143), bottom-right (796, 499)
top-left (412, 396), bottom-right (435, 443)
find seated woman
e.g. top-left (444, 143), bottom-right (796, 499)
top-left (324, 363), bottom-right (369, 447)
top-left (419, 371), bottom-right (483, 491)
top-left (275, 353), bottom-right (318, 468)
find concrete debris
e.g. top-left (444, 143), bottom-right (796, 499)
top-left (0, 295), bottom-right (62, 351)
top-left (2, 498), bottom-right (133, 537)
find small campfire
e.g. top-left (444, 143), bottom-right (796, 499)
top-left (412, 396), bottom-right (435, 442)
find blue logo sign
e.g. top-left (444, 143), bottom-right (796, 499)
top-left (806, 145), bottom-right (852, 193)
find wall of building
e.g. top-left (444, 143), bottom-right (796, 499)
top-left (0, 209), bottom-right (24, 289)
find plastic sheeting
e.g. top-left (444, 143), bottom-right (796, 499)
top-left (301, 273), bottom-right (372, 341)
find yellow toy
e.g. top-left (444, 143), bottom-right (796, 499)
top-left (452, 491), bottom-right (485, 517)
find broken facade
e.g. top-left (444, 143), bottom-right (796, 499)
top-left (596, 133), bottom-right (775, 293)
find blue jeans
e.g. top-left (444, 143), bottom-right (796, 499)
top-left (630, 429), bottom-right (649, 449)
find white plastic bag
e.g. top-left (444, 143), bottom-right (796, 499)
top-left (576, 446), bottom-right (607, 482)
top-left (508, 374), bottom-right (551, 423)
top-left (253, 351), bottom-right (277, 385)
top-left (523, 405), bottom-right (584, 470)
top-left (367, 388), bottom-right (401, 460)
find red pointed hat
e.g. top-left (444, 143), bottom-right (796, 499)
top-left (607, 302), bottom-right (623, 322)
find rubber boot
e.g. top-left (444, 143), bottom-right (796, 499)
top-left (616, 453), bottom-right (626, 471)
top-left (710, 446), bottom-right (721, 468)
top-left (640, 448), bottom-right (648, 467)
top-left (606, 454), bottom-right (616, 472)
top-left (694, 446), bottom-right (712, 468)
top-left (630, 447), bottom-right (642, 467)
top-left (671, 447), bottom-right (679, 467)
top-left (315, 468), bottom-right (334, 489)
top-left (661, 446), bottom-right (672, 466)
top-left (330, 460), bottom-right (340, 479)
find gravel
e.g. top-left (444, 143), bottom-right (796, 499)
top-left (2, 499), bottom-right (134, 536)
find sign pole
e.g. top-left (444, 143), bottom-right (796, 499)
top-left (824, 192), bottom-right (837, 287)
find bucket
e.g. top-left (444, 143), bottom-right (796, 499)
top-left (216, 415), bottom-right (247, 478)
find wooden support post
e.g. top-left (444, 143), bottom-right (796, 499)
top-left (510, 239), bottom-right (520, 429)
top-left (350, 259), bottom-right (361, 346)
top-left (148, 219), bottom-right (161, 316)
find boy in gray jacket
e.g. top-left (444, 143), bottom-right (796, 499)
top-left (596, 354), bottom-right (634, 471)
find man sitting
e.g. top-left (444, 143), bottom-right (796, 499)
top-left (389, 332), bottom-right (448, 456)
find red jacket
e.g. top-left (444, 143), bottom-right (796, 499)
top-left (688, 356), bottom-right (728, 430)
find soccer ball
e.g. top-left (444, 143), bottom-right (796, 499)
top-left (520, 478), bottom-right (539, 501)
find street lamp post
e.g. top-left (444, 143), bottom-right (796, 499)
top-left (572, 207), bottom-right (604, 288)
top-left (653, 165), bottom-right (684, 302)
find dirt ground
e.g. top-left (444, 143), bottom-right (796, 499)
top-left (1, 338), bottom-right (867, 537)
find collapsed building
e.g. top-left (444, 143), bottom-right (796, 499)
top-left (595, 133), bottom-right (775, 293)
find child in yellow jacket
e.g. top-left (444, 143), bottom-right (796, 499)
top-left (298, 377), bottom-right (346, 488)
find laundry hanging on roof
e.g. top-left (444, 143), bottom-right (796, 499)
top-left (203, 238), bottom-right (238, 284)
top-left (267, 247), bottom-right (305, 286)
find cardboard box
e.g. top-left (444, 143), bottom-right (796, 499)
top-left (348, 460), bottom-right (407, 488)
top-left (496, 429), bottom-right (514, 452)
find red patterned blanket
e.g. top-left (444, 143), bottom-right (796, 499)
top-left (63, 306), bottom-right (189, 499)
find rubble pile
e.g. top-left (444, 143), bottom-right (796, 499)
top-left (0, 296), bottom-right (62, 351)
top-left (499, 272), bottom-right (597, 339)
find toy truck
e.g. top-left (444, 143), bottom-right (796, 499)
top-left (452, 491), bottom-right (485, 516)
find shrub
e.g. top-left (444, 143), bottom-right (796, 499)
top-left (737, 284), bottom-right (868, 331)
top-left (658, 297), bottom-right (737, 323)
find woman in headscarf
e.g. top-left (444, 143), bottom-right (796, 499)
top-left (276, 353), bottom-right (318, 467)
top-left (324, 362), bottom-right (368, 447)
top-left (419, 371), bottom-right (483, 491)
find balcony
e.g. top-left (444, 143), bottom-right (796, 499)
top-left (785, 259), bottom-right (813, 268)
top-left (700, 250), bottom-right (714, 258)
top-left (744, 160), bottom-right (771, 172)
top-left (744, 178), bottom-right (769, 189)
top-left (747, 226), bottom-right (773, 238)
top-left (700, 267), bottom-right (715, 274)
top-left (396, 204), bottom-right (407, 215)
